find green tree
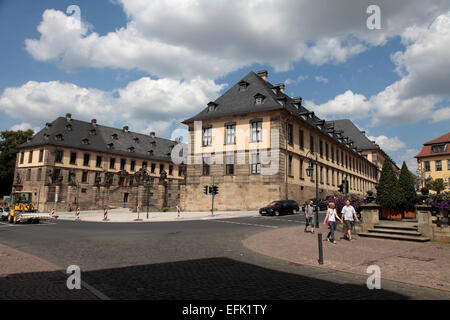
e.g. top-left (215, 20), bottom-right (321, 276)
top-left (376, 159), bottom-right (405, 208)
top-left (0, 129), bottom-right (34, 197)
top-left (428, 178), bottom-right (446, 194)
top-left (398, 161), bottom-right (417, 208)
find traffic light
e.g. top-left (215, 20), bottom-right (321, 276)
top-left (338, 183), bottom-right (344, 193)
top-left (212, 185), bottom-right (219, 195)
top-left (203, 185), bottom-right (209, 195)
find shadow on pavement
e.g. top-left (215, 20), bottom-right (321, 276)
top-left (1, 257), bottom-right (408, 300)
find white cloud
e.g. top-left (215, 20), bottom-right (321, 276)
top-left (0, 78), bottom-right (224, 137)
top-left (308, 10), bottom-right (450, 126)
top-left (305, 90), bottom-right (370, 119)
top-left (24, 1), bottom-right (450, 79)
top-left (10, 122), bottom-right (40, 133)
top-left (314, 75), bottom-right (329, 84)
top-left (368, 135), bottom-right (406, 153)
top-left (396, 148), bottom-right (420, 174)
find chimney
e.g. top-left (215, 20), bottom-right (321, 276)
top-left (150, 131), bottom-right (155, 138)
top-left (276, 83), bottom-right (285, 94)
top-left (123, 125), bottom-right (129, 133)
top-left (257, 70), bottom-right (268, 81)
top-left (65, 113), bottom-right (72, 121)
top-left (91, 119), bottom-right (97, 126)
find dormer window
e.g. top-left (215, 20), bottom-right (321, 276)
top-left (55, 134), bottom-right (63, 141)
top-left (277, 97), bottom-right (286, 106)
top-left (238, 81), bottom-right (249, 92)
top-left (45, 123), bottom-right (52, 129)
top-left (207, 101), bottom-right (218, 112)
top-left (128, 146), bottom-right (135, 153)
top-left (65, 124), bottom-right (72, 132)
top-left (293, 103), bottom-right (299, 109)
top-left (111, 133), bottom-right (118, 140)
top-left (133, 137), bottom-right (139, 143)
top-left (151, 140), bottom-right (156, 146)
top-left (44, 134), bottom-right (50, 141)
top-left (89, 129), bottom-right (96, 136)
top-left (107, 143), bottom-right (114, 150)
top-left (147, 150), bottom-right (154, 156)
top-left (81, 138), bottom-right (89, 145)
top-left (431, 143), bottom-right (447, 153)
top-left (254, 94), bottom-right (265, 105)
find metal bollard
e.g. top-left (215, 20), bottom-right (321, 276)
top-left (318, 232), bottom-right (323, 264)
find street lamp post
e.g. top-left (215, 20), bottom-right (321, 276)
top-left (306, 151), bottom-right (320, 229)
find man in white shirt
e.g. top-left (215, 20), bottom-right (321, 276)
top-left (341, 200), bottom-right (360, 241)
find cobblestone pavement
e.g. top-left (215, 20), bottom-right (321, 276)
top-left (0, 214), bottom-right (449, 300)
top-left (0, 243), bottom-right (98, 300)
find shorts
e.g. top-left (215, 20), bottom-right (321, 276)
top-left (306, 216), bottom-right (315, 227)
top-left (344, 219), bottom-right (354, 231)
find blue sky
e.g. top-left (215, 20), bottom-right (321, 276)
top-left (1, 0), bottom-right (449, 174)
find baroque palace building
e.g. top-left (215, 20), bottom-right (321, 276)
top-left (415, 132), bottom-right (450, 192)
top-left (14, 114), bottom-right (185, 212)
top-left (181, 71), bottom-right (380, 211)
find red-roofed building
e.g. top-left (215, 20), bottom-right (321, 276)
top-left (415, 132), bottom-right (450, 191)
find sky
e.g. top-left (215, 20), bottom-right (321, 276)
top-left (0, 0), bottom-right (449, 174)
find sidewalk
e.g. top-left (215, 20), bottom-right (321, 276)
top-left (55, 208), bottom-right (259, 222)
top-left (243, 226), bottom-right (450, 293)
top-left (0, 243), bottom-right (99, 299)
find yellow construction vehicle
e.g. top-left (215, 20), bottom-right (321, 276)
top-left (8, 191), bottom-right (50, 224)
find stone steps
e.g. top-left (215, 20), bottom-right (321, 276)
top-left (374, 224), bottom-right (418, 231)
top-left (358, 232), bottom-right (431, 242)
top-left (367, 228), bottom-right (422, 236)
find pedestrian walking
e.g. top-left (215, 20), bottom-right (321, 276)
top-left (323, 202), bottom-right (343, 244)
top-left (341, 200), bottom-right (360, 241)
top-left (304, 200), bottom-right (315, 233)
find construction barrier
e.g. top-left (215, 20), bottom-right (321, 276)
top-left (103, 207), bottom-right (109, 221)
top-left (176, 205), bottom-right (181, 218)
top-left (76, 206), bottom-right (80, 220)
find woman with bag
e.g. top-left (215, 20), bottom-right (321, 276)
top-left (323, 202), bottom-right (343, 244)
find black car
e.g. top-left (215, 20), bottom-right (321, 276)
top-left (259, 200), bottom-right (299, 216)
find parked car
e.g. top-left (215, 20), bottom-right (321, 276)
top-left (259, 200), bottom-right (299, 216)
top-left (1, 207), bottom-right (10, 221)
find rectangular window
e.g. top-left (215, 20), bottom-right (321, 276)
top-left (287, 124), bottom-right (293, 145)
top-left (160, 164), bottom-right (164, 173)
top-left (120, 159), bottom-right (126, 170)
top-left (332, 169), bottom-right (335, 186)
top-left (169, 165), bottom-right (173, 175)
top-left (326, 168), bottom-right (329, 185)
top-left (96, 156), bottom-right (102, 168)
top-left (55, 150), bottom-right (63, 163)
top-left (202, 156), bottom-right (210, 176)
top-left (448, 160), bottom-right (450, 170)
top-left (431, 144), bottom-right (447, 153)
top-left (26, 168), bottom-right (31, 181)
top-left (341, 151), bottom-right (344, 166)
top-left (310, 135), bottom-right (315, 153)
top-left (251, 121), bottom-right (262, 142)
top-left (39, 149), bottom-right (44, 162)
top-left (28, 150), bottom-right (33, 163)
top-left (151, 163), bottom-right (155, 173)
top-left (320, 166), bottom-right (323, 184)
top-left (436, 160), bottom-right (442, 171)
top-left (202, 127), bottom-right (212, 146)
top-left (345, 154), bottom-right (348, 169)
top-left (130, 160), bottom-right (136, 171)
top-left (319, 140), bottom-right (323, 157)
top-left (95, 172), bottom-right (101, 184)
top-left (20, 152), bottom-right (24, 164)
top-left (251, 153), bottom-right (261, 174)
top-left (226, 124), bottom-right (236, 145)
top-left (326, 143), bottom-right (329, 160)
top-left (226, 153), bottom-right (234, 175)
top-left (299, 158), bottom-right (304, 179)
top-left (82, 171), bottom-right (88, 183)
top-left (110, 158), bottom-right (116, 169)
top-left (70, 152), bottom-right (77, 165)
top-left (83, 154), bottom-right (90, 166)
top-left (288, 155), bottom-right (293, 176)
top-left (424, 161), bottom-right (430, 171)
top-left (331, 146), bottom-right (334, 162)
top-left (299, 129), bottom-right (304, 149)
top-left (37, 168), bottom-right (42, 181)
top-left (142, 161), bottom-right (147, 169)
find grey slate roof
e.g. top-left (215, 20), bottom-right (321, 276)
top-left (19, 117), bottom-right (179, 162)
top-left (183, 71), bottom-right (363, 155)
top-left (326, 119), bottom-right (378, 151)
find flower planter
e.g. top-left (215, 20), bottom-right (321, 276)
top-left (403, 208), bottom-right (416, 219)
top-left (381, 208), bottom-right (403, 220)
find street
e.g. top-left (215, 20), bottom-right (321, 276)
top-left (0, 211), bottom-right (448, 300)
